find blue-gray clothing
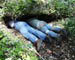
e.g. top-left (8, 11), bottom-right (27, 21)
top-left (27, 19), bottom-right (62, 38)
top-left (14, 21), bottom-right (46, 43)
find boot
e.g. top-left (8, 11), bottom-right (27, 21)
top-left (45, 35), bottom-right (53, 44)
top-left (56, 34), bottom-right (62, 46)
top-left (34, 39), bottom-right (43, 51)
top-left (61, 29), bottom-right (68, 39)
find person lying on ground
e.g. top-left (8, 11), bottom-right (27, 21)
top-left (27, 18), bottom-right (62, 39)
top-left (7, 20), bottom-right (50, 51)
top-left (27, 18), bottom-right (68, 46)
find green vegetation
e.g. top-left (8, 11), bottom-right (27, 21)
top-left (0, 30), bottom-right (39, 60)
top-left (3, 0), bottom-right (75, 19)
top-left (0, 9), bottom-right (4, 20)
top-left (54, 0), bottom-right (75, 17)
top-left (0, 0), bottom-right (75, 60)
top-left (64, 17), bottom-right (75, 44)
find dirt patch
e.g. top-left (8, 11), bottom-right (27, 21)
top-left (38, 21), bottom-right (75, 60)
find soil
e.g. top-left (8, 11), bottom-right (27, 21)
top-left (38, 22), bottom-right (75, 60)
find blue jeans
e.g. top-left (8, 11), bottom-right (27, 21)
top-left (27, 19), bottom-right (61, 38)
top-left (41, 24), bottom-right (60, 38)
top-left (45, 24), bottom-right (62, 32)
top-left (14, 21), bottom-right (46, 43)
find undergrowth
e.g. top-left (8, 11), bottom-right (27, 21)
top-left (0, 30), bottom-right (39, 60)
top-left (64, 17), bottom-right (75, 45)
top-left (3, 0), bottom-right (75, 20)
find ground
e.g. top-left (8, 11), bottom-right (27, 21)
top-left (0, 20), bottom-right (75, 60)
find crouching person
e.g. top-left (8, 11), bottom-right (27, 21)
top-left (7, 20), bottom-right (48, 51)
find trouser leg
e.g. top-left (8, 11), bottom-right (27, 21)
top-left (45, 24), bottom-right (52, 30)
top-left (45, 24), bottom-right (62, 32)
top-left (41, 26), bottom-right (59, 38)
top-left (52, 27), bottom-right (62, 32)
top-left (26, 24), bottom-right (46, 40)
top-left (19, 27), bottom-right (38, 43)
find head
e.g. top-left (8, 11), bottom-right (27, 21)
top-left (7, 20), bottom-right (15, 28)
top-left (3, 13), bottom-right (15, 28)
